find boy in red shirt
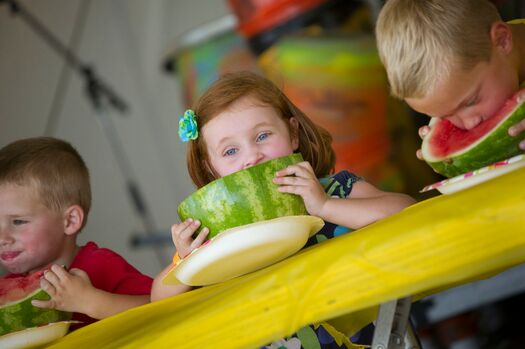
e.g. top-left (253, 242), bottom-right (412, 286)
top-left (0, 137), bottom-right (152, 329)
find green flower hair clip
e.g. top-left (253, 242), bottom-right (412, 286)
top-left (178, 109), bottom-right (198, 142)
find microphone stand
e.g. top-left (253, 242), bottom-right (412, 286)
top-left (2, 0), bottom-right (168, 266)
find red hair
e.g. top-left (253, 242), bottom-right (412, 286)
top-left (186, 71), bottom-right (335, 188)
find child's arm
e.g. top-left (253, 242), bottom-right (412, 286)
top-left (274, 161), bottom-right (415, 229)
top-left (316, 181), bottom-right (415, 229)
top-left (31, 264), bottom-right (149, 319)
top-left (150, 220), bottom-right (206, 302)
top-left (150, 263), bottom-right (192, 302)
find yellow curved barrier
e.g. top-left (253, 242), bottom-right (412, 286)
top-left (47, 168), bottom-right (525, 349)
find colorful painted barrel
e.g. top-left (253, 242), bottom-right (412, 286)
top-left (259, 34), bottom-right (401, 188)
top-left (164, 15), bottom-right (260, 108)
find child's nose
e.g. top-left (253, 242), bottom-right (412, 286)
top-left (453, 110), bottom-right (482, 130)
top-left (0, 228), bottom-right (13, 246)
top-left (461, 114), bottom-right (483, 130)
top-left (243, 149), bottom-right (264, 169)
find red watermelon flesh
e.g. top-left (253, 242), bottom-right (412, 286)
top-left (0, 269), bottom-right (72, 336)
top-left (0, 270), bottom-right (43, 305)
top-left (422, 89), bottom-right (525, 177)
top-left (428, 94), bottom-right (518, 158)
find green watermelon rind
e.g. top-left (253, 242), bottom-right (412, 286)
top-left (0, 288), bottom-right (72, 336)
top-left (178, 153), bottom-right (308, 239)
top-left (422, 100), bottom-right (525, 177)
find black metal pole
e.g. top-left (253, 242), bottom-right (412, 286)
top-left (2, 0), bottom-right (167, 266)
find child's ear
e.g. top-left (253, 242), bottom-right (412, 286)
top-left (490, 21), bottom-right (513, 54)
top-left (289, 117), bottom-right (300, 151)
top-left (63, 205), bottom-right (84, 236)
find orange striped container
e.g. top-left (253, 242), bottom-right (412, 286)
top-left (259, 34), bottom-right (400, 188)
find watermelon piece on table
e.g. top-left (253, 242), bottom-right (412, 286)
top-left (0, 270), bottom-right (72, 336)
top-left (178, 153), bottom-right (308, 239)
top-left (421, 89), bottom-right (525, 177)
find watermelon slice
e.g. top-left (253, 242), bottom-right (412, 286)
top-left (0, 270), bottom-right (71, 336)
top-left (178, 153), bottom-right (308, 239)
top-left (421, 90), bottom-right (525, 177)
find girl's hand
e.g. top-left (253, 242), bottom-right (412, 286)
top-left (171, 219), bottom-right (209, 258)
top-left (32, 264), bottom-right (93, 314)
top-left (273, 161), bottom-right (328, 217)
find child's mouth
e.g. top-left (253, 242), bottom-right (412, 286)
top-left (0, 251), bottom-right (21, 262)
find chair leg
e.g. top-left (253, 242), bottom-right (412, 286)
top-left (371, 297), bottom-right (422, 349)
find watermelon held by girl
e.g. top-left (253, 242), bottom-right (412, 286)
top-left (177, 153), bottom-right (308, 239)
top-left (421, 89), bottom-right (525, 178)
top-left (0, 270), bottom-right (72, 336)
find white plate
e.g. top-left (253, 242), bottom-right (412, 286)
top-left (163, 215), bottom-right (324, 286)
top-left (0, 321), bottom-right (73, 349)
top-left (421, 154), bottom-right (525, 194)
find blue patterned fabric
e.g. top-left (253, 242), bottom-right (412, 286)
top-left (305, 170), bottom-right (362, 247)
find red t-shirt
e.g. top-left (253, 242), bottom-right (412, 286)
top-left (69, 241), bottom-right (153, 329)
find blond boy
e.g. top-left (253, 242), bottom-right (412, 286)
top-left (375, 0), bottom-right (525, 158)
top-left (0, 137), bottom-right (152, 330)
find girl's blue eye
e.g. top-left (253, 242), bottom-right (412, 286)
top-left (257, 132), bottom-right (269, 142)
top-left (224, 148), bottom-right (237, 157)
top-left (13, 219), bottom-right (27, 226)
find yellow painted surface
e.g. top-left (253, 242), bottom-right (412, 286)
top-left (46, 168), bottom-right (525, 349)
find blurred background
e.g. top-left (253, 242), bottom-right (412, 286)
top-left (1, 0), bottom-right (524, 348)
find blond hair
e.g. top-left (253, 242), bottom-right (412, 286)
top-left (375, 0), bottom-right (501, 99)
top-left (186, 71), bottom-right (336, 188)
top-left (0, 137), bottom-right (91, 229)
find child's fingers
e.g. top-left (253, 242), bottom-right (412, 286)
top-left (508, 120), bottom-right (525, 137)
top-left (190, 227), bottom-right (209, 249)
top-left (275, 163), bottom-right (302, 177)
top-left (69, 268), bottom-right (90, 282)
top-left (31, 299), bottom-right (55, 309)
top-left (416, 149), bottom-right (424, 160)
top-left (275, 162), bottom-right (314, 178)
top-left (277, 184), bottom-right (305, 195)
top-left (295, 161), bottom-right (315, 172)
top-left (171, 219), bottom-right (193, 235)
top-left (171, 219), bottom-right (200, 240)
top-left (43, 269), bottom-right (61, 286)
top-left (278, 184), bottom-right (317, 201)
top-left (418, 125), bottom-right (430, 139)
top-left (40, 277), bottom-right (57, 296)
top-left (517, 90), bottom-right (525, 104)
top-left (50, 264), bottom-right (69, 280)
top-left (179, 220), bottom-right (201, 240)
top-left (274, 164), bottom-right (316, 186)
top-left (273, 175), bottom-right (310, 186)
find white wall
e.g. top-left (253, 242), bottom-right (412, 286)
top-left (0, 0), bottom-right (230, 276)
